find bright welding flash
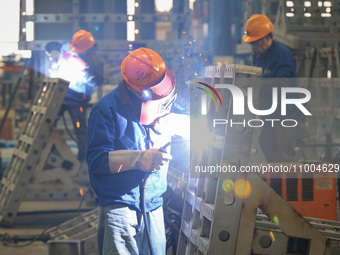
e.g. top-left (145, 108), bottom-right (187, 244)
top-left (154, 113), bottom-right (190, 139)
top-left (55, 57), bottom-right (87, 83)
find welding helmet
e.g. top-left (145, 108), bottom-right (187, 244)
top-left (70, 30), bottom-right (95, 54)
top-left (242, 14), bottom-right (274, 43)
top-left (45, 41), bottom-right (62, 64)
top-left (121, 47), bottom-right (176, 125)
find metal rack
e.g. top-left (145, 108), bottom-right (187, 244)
top-left (0, 78), bottom-right (68, 226)
top-left (177, 64), bottom-right (263, 254)
top-left (46, 208), bottom-right (99, 255)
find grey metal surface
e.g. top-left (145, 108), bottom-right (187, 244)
top-left (23, 129), bottom-right (84, 201)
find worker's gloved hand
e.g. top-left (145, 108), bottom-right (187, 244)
top-left (138, 148), bottom-right (172, 173)
top-left (154, 113), bottom-right (190, 138)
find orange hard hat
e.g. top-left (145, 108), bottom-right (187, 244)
top-left (121, 47), bottom-right (175, 99)
top-left (70, 30), bottom-right (95, 53)
top-left (242, 14), bottom-right (274, 42)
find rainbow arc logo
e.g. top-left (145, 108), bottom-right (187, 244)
top-left (196, 82), bottom-right (222, 106)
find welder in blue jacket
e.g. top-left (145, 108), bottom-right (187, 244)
top-left (45, 30), bottom-right (103, 161)
top-left (86, 48), bottom-right (184, 255)
top-left (243, 14), bottom-right (299, 162)
top-left (243, 14), bottom-right (297, 79)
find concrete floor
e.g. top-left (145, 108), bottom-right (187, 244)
top-left (0, 201), bottom-right (176, 255)
top-left (1, 228), bottom-right (48, 255)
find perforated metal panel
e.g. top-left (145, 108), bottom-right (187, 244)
top-left (177, 64), bottom-right (262, 255)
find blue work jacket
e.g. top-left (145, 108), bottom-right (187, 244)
top-left (253, 40), bottom-right (297, 78)
top-left (254, 40), bottom-right (302, 119)
top-left (86, 81), bottom-right (170, 212)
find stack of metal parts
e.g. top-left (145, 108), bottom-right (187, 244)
top-left (45, 208), bottom-right (99, 255)
top-left (0, 78), bottom-right (69, 226)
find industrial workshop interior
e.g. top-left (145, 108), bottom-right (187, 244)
top-left (1, 0), bottom-right (340, 254)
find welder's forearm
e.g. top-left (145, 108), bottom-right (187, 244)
top-left (108, 150), bottom-right (143, 174)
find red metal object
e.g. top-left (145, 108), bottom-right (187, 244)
top-left (259, 165), bottom-right (337, 221)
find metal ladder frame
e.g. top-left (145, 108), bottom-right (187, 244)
top-left (0, 78), bottom-right (69, 226)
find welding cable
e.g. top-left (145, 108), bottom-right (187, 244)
top-left (140, 139), bottom-right (186, 255)
top-left (140, 175), bottom-right (154, 255)
top-left (62, 114), bottom-right (78, 143)
top-left (1, 226), bottom-right (51, 247)
top-left (140, 125), bottom-right (155, 255)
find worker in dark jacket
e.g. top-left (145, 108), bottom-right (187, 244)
top-left (243, 14), bottom-right (297, 78)
top-left (86, 48), bottom-right (184, 255)
top-left (243, 14), bottom-right (299, 162)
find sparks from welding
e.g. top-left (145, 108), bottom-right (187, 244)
top-left (117, 164), bottom-right (123, 173)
